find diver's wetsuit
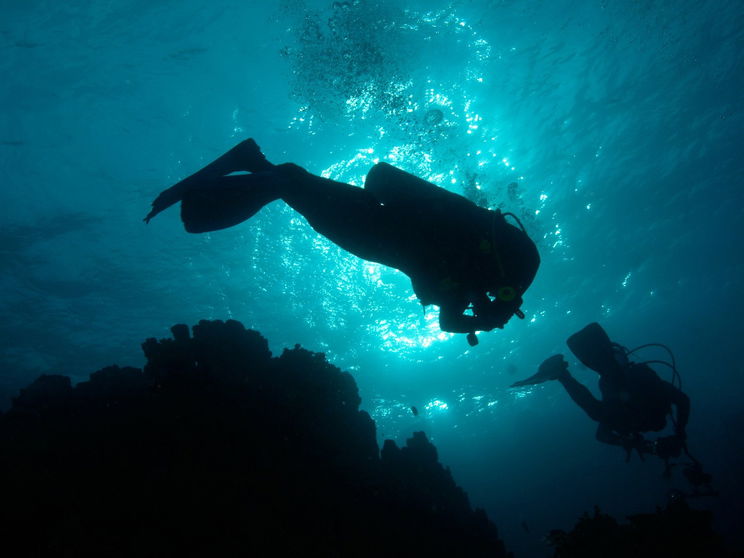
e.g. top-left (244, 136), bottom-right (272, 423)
top-left (558, 362), bottom-right (690, 446)
top-left (145, 141), bottom-right (540, 335)
top-left (272, 161), bottom-right (539, 333)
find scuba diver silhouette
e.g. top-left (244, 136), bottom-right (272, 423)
top-left (511, 324), bottom-right (718, 499)
top-left (145, 139), bottom-right (540, 344)
top-left (511, 323), bottom-right (691, 462)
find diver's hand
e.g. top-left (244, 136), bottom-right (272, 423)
top-left (622, 434), bottom-right (652, 462)
top-left (653, 434), bottom-right (685, 459)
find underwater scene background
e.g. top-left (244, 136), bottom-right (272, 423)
top-left (2, 0), bottom-right (742, 555)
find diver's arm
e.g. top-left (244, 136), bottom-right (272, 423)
top-left (438, 295), bottom-right (507, 334)
top-left (597, 424), bottom-right (652, 461)
top-left (557, 373), bottom-right (606, 423)
top-left (438, 304), bottom-right (481, 334)
top-left (595, 423), bottom-right (626, 446)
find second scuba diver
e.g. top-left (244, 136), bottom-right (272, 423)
top-left (512, 322), bottom-right (690, 461)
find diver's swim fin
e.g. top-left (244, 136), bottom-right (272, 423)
top-left (144, 139), bottom-right (274, 225)
top-left (144, 182), bottom-right (186, 224)
top-left (566, 322), bottom-right (615, 373)
top-left (180, 174), bottom-right (278, 233)
top-left (510, 354), bottom-right (567, 387)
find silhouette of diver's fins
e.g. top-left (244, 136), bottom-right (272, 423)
top-left (510, 355), bottom-right (567, 387)
top-left (144, 182), bottom-right (184, 224)
top-left (144, 138), bottom-right (275, 227)
top-left (180, 174), bottom-right (279, 233)
top-left (566, 322), bottom-right (616, 373)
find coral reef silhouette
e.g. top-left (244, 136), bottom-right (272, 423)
top-left (548, 501), bottom-right (732, 557)
top-left (0, 320), bottom-right (507, 557)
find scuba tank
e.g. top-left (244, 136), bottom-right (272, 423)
top-left (566, 322), bottom-right (619, 373)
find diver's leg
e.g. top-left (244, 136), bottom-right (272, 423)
top-left (149, 154), bottom-right (409, 267)
top-left (272, 163), bottom-right (404, 267)
top-left (145, 139), bottom-right (273, 223)
top-left (557, 373), bottom-right (606, 423)
top-left (595, 423), bottom-right (625, 447)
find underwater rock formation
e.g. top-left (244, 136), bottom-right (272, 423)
top-left (0, 319), bottom-right (508, 557)
top-left (548, 501), bottom-right (731, 558)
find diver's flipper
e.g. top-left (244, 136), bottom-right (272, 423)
top-left (566, 322), bottom-right (615, 373)
top-left (144, 139), bottom-right (274, 225)
top-left (510, 354), bottom-right (567, 387)
top-left (144, 183), bottom-right (187, 224)
top-left (180, 174), bottom-right (278, 233)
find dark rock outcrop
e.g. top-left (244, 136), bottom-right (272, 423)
top-left (548, 500), bottom-right (731, 558)
top-left (0, 320), bottom-right (508, 557)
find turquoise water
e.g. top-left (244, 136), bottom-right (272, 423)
top-left (2, 0), bottom-right (743, 554)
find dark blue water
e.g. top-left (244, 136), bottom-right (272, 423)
top-left (2, 0), bottom-right (742, 555)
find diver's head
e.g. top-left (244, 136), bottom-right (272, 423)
top-left (482, 287), bottom-right (526, 330)
top-left (483, 223), bottom-right (539, 328)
